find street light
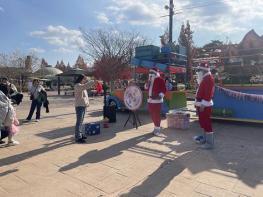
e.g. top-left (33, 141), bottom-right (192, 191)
top-left (18, 57), bottom-right (23, 92)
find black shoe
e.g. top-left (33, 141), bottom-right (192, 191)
top-left (82, 136), bottom-right (87, 140)
top-left (75, 138), bottom-right (86, 143)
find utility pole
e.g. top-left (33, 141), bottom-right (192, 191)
top-left (169, 0), bottom-right (174, 43)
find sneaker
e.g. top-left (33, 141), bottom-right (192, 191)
top-left (153, 129), bottom-right (161, 136)
top-left (8, 140), bottom-right (20, 146)
top-left (193, 135), bottom-right (206, 144)
top-left (75, 138), bottom-right (86, 143)
top-left (23, 119), bottom-right (31, 123)
top-left (0, 140), bottom-right (5, 144)
top-left (35, 119), bottom-right (40, 122)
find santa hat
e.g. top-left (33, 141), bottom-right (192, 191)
top-left (197, 62), bottom-right (210, 71)
top-left (149, 67), bottom-right (159, 75)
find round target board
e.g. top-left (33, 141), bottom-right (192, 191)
top-left (124, 85), bottom-right (143, 111)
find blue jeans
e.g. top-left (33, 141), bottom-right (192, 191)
top-left (75, 106), bottom-right (86, 140)
top-left (26, 99), bottom-right (42, 120)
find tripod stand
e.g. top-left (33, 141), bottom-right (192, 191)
top-left (124, 110), bottom-right (142, 129)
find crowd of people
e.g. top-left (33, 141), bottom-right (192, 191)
top-left (0, 78), bottom-right (49, 146)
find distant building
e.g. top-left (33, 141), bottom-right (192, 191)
top-left (74, 55), bottom-right (88, 70)
top-left (194, 29), bottom-right (263, 83)
top-left (40, 58), bottom-right (49, 68)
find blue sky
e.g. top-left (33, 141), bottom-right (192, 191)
top-left (1, 0), bottom-right (263, 66)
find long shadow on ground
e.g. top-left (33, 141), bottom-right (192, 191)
top-left (120, 123), bottom-right (263, 196)
top-left (55, 119), bottom-right (263, 196)
top-left (59, 133), bottom-right (153, 172)
top-left (0, 136), bottom-right (73, 168)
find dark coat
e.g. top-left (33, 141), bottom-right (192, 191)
top-left (40, 90), bottom-right (49, 113)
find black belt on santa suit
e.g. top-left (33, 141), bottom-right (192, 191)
top-left (149, 96), bottom-right (161, 100)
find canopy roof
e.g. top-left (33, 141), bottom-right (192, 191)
top-left (57, 68), bottom-right (86, 77)
top-left (34, 66), bottom-right (62, 77)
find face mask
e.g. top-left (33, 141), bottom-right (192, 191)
top-left (197, 71), bottom-right (204, 85)
top-left (149, 74), bottom-right (155, 80)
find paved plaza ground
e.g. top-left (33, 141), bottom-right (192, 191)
top-left (0, 93), bottom-right (263, 197)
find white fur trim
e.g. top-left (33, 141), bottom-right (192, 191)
top-left (149, 69), bottom-right (158, 74)
top-left (195, 99), bottom-right (213, 107)
top-left (149, 69), bottom-right (160, 77)
top-left (201, 99), bottom-right (213, 107)
top-left (149, 79), bottom-right (154, 97)
top-left (197, 66), bottom-right (210, 71)
top-left (148, 98), bottom-right (163, 103)
top-left (194, 101), bottom-right (201, 107)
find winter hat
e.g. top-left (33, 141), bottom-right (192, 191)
top-left (149, 67), bottom-right (159, 75)
top-left (197, 62), bottom-right (210, 71)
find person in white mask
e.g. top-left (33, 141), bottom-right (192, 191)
top-left (145, 68), bottom-right (166, 136)
top-left (193, 62), bottom-right (215, 149)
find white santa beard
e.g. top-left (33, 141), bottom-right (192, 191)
top-left (197, 72), bottom-right (204, 85)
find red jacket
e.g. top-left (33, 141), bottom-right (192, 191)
top-left (147, 77), bottom-right (166, 103)
top-left (96, 82), bottom-right (103, 93)
top-left (195, 73), bottom-right (215, 107)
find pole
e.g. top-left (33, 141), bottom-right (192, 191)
top-left (19, 58), bottom-right (23, 92)
top-left (57, 76), bottom-right (60, 95)
top-left (169, 0), bottom-right (174, 43)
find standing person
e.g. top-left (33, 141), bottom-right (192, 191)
top-left (25, 79), bottom-right (45, 122)
top-left (74, 75), bottom-right (91, 143)
top-left (0, 77), bottom-right (10, 97)
top-left (193, 63), bottom-right (215, 149)
top-left (145, 68), bottom-right (166, 136)
top-left (165, 78), bottom-right (173, 91)
top-left (95, 80), bottom-right (103, 95)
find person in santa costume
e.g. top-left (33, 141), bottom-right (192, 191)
top-left (193, 62), bottom-right (215, 149)
top-left (145, 68), bottom-right (166, 136)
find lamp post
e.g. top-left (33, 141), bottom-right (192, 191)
top-left (18, 57), bottom-right (23, 92)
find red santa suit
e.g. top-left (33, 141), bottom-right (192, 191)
top-left (195, 65), bottom-right (215, 133)
top-left (146, 68), bottom-right (166, 134)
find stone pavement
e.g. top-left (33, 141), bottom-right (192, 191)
top-left (0, 94), bottom-right (263, 197)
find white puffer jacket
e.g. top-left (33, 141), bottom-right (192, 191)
top-left (0, 91), bottom-right (15, 127)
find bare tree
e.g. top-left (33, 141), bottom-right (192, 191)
top-left (0, 50), bottom-right (41, 91)
top-left (80, 28), bottom-right (148, 82)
